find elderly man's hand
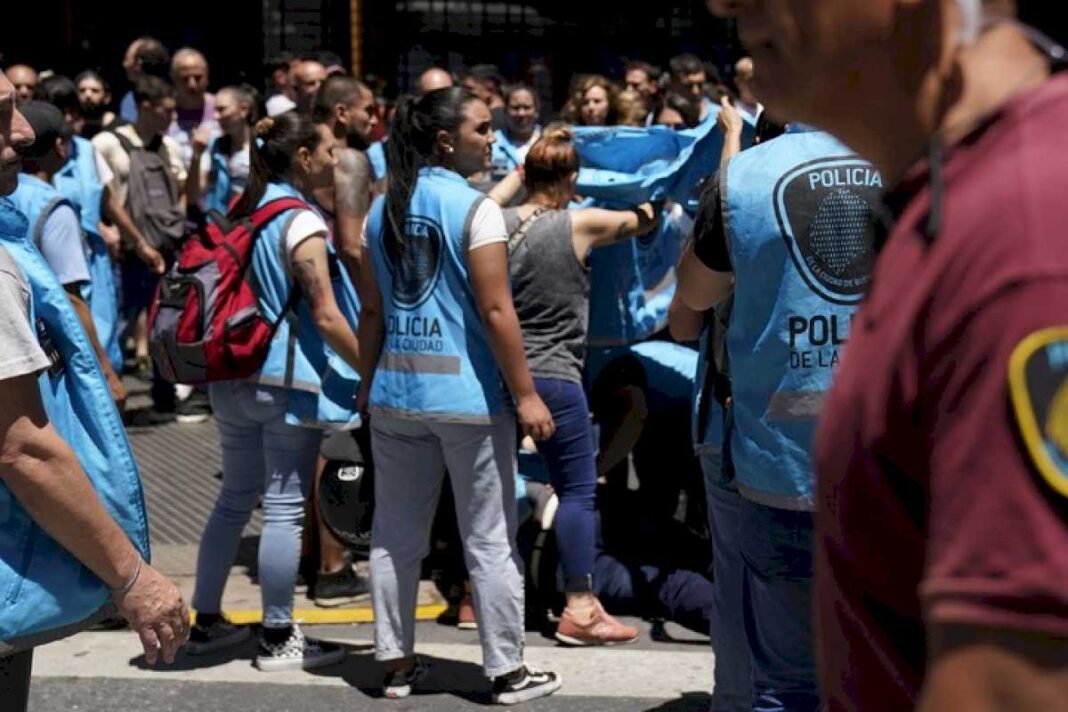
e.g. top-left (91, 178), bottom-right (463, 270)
top-left (112, 562), bottom-right (190, 665)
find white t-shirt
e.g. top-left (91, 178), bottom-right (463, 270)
top-left (92, 145), bottom-right (114, 186)
top-left (91, 125), bottom-right (187, 207)
top-left (283, 210), bottom-right (330, 269)
top-left (359, 199), bottom-right (507, 252)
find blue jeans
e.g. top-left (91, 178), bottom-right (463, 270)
top-left (739, 497), bottom-right (818, 712)
top-left (193, 381), bottom-right (322, 628)
top-left (702, 450), bottom-right (753, 712)
top-left (533, 377), bottom-right (598, 591)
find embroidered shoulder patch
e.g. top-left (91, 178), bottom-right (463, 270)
top-left (1008, 327), bottom-right (1068, 498)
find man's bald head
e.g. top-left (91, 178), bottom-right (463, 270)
top-left (418, 67), bottom-right (454, 95)
top-left (733, 56), bottom-right (757, 105)
top-left (171, 48), bottom-right (210, 105)
top-left (5, 65), bottom-right (37, 104)
top-left (295, 60), bottom-right (327, 113)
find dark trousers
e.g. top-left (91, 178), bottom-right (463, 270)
top-left (533, 377), bottom-right (598, 591)
top-left (739, 498), bottom-right (818, 712)
top-left (0, 649), bottom-right (33, 712)
top-left (119, 252), bottom-right (174, 409)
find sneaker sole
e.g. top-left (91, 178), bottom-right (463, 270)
top-left (186, 628), bottom-right (252, 656)
top-left (254, 648), bottom-right (347, 672)
top-left (384, 685), bottom-right (413, 700)
top-left (456, 621), bottom-right (478, 631)
top-left (554, 631), bottom-right (639, 647)
top-left (175, 414), bottom-right (210, 424)
top-left (493, 676), bottom-right (563, 705)
top-left (384, 664), bottom-right (427, 699)
top-left (311, 593), bottom-right (370, 609)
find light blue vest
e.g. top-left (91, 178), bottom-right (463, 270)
top-left (52, 137), bottom-right (123, 372)
top-left (247, 181), bottom-right (362, 429)
top-left (0, 198), bottom-right (149, 649)
top-left (365, 166), bottom-right (507, 423)
top-left (10, 174), bottom-right (78, 255)
top-left (53, 136), bottom-right (104, 236)
top-left (367, 141), bottom-right (387, 182)
top-left (204, 137), bottom-right (234, 215)
top-left (723, 127), bottom-right (881, 510)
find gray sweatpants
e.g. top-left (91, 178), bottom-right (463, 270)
top-left (369, 413), bottom-right (524, 678)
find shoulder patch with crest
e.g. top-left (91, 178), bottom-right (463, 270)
top-left (1008, 327), bottom-right (1068, 498)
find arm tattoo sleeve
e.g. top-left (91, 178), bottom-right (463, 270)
top-left (336, 149), bottom-right (373, 219)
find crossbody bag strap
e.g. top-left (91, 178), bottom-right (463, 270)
top-left (507, 206), bottom-right (550, 255)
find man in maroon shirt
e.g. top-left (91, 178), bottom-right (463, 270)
top-left (707, 0), bottom-right (1068, 709)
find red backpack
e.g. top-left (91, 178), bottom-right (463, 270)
top-left (148, 197), bottom-right (307, 384)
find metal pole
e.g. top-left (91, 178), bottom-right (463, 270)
top-left (350, 0), bottom-right (363, 76)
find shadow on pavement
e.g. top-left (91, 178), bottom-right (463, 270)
top-left (306, 650), bottom-right (490, 705)
top-left (642, 691), bottom-right (712, 711)
top-left (128, 635), bottom-right (374, 672)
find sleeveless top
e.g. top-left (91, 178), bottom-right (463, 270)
top-left (504, 207), bottom-right (589, 383)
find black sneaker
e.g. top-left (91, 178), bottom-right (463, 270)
top-left (383, 659), bottom-right (428, 700)
top-left (175, 394), bottom-right (211, 424)
top-left (186, 618), bottom-right (251, 655)
top-left (492, 665), bottom-right (562, 705)
top-left (310, 565), bottom-right (370, 608)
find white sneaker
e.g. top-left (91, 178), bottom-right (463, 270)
top-left (254, 625), bottom-right (346, 672)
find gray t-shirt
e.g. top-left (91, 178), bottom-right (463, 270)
top-left (38, 204), bottom-right (90, 287)
top-left (0, 246), bottom-right (50, 381)
top-left (505, 207), bottom-right (590, 383)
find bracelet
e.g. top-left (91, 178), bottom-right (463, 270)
top-left (112, 555), bottom-right (143, 597)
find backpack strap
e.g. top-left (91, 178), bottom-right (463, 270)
top-left (247, 197), bottom-right (311, 229)
top-left (110, 128), bottom-right (137, 155)
top-left (507, 206), bottom-right (550, 255)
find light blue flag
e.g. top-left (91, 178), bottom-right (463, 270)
top-left (572, 103), bottom-right (755, 210)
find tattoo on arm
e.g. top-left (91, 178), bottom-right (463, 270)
top-left (292, 257), bottom-right (323, 305)
top-left (335, 149), bottom-right (372, 218)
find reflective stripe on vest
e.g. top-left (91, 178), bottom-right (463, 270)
top-left (0, 198), bottom-right (149, 648)
top-left (247, 181), bottom-right (363, 429)
top-left (365, 167), bottom-right (508, 423)
top-left (724, 128), bottom-right (882, 510)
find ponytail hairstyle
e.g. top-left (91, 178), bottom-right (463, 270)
top-left (384, 85), bottom-right (479, 250)
top-left (230, 111), bottom-right (322, 219)
top-left (523, 123), bottom-right (580, 201)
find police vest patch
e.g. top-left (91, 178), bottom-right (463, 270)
top-left (1008, 327), bottom-right (1068, 498)
top-left (773, 157), bottom-right (881, 305)
top-left (383, 215), bottom-right (444, 309)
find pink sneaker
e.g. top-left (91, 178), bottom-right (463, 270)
top-left (554, 600), bottom-right (639, 646)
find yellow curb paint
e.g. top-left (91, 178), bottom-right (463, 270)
top-left (190, 604), bottom-right (449, 626)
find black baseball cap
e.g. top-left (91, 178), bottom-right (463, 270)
top-left (18, 100), bottom-right (72, 159)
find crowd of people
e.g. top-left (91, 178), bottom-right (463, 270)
top-left (3, 0), bottom-right (1068, 709)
